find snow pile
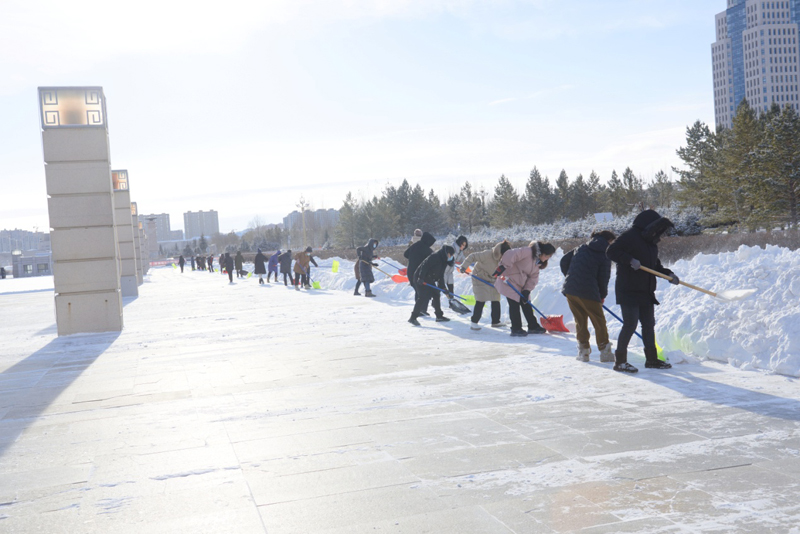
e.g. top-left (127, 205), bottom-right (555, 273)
top-left (313, 245), bottom-right (800, 377)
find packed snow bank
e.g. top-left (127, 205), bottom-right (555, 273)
top-left (312, 245), bottom-right (800, 377)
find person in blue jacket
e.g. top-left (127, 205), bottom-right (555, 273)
top-left (562, 230), bottom-right (615, 363)
top-left (268, 250), bottom-right (280, 283)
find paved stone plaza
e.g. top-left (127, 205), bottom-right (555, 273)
top-left (1, 269), bottom-right (799, 533)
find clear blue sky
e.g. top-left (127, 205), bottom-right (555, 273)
top-left (0, 0), bottom-right (718, 234)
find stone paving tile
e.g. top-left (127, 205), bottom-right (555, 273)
top-left (319, 505), bottom-right (516, 534)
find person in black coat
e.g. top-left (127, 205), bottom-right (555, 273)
top-left (356, 239), bottom-right (380, 298)
top-left (224, 252), bottom-right (235, 283)
top-left (278, 249), bottom-right (293, 286)
top-left (208, 255), bottom-right (214, 273)
top-left (254, 249), bottom-right (267, 285)
top-left (404, 231), bottom-right (436, 314)
top-left (562, 231), bottom-right (615, 363)
top-left (606, 210), bottom-right (680, 373)
top-left (178, 255), bottom-right (185, 273)
top-left (409, 245), bottom-right (454, 325)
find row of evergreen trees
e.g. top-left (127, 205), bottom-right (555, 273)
top-left (674, 102), bottom-right (800, 230)
top-left (334, 168), bottom-right (677, 248)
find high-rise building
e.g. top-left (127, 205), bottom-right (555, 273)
top-left (712, 0), bottom-right (800, 130)
top-left (184, 210), bottom-right (219, 239)
top-left (139, 213), bottom-right (172, 242)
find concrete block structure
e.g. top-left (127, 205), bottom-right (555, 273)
top-left (39, 86), bottom-right (123, 335)
top-left (112, 170), bottom-right (138, 298)
top-left (131, 202), bottom-right (144, 285)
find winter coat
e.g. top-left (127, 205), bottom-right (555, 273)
top-left (293, 251), bottom-right (318, 274)
top-left (562, 236), bottom-right (612, 303)
top-left (224, 254), bottom-right (234, 272)
top-left (403, 232), bottom-right (436, 286)
top-left (414, 245), bottom-right (455, 290)
top-left (495, 245), bottom-right (542, 302)
top-left (254, 251), bottom-right (267, 274)
top-left (268, 252), bottom-right (280, 272)
top-left (278, 251), bottom-right (292, 274)
top-left (234, 252), bottom-right (244, 271)
top-left (444, 243), bottom-right (466, 285)
top-left (208, 256), bottom-right (214, 268)
top-left (462, 242), bottom-right (504, 302)
top-left (606, 210), bottom-right (675, 306)
top-left (357, 239), bottom-right (379, 284)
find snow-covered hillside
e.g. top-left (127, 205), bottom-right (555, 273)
top-left (310, 244), bottom-right (800, 377)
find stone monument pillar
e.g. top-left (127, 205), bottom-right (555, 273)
top-left (112, 170), bottom-right (138, 298)
top-left (38, 86), bottom-right (123, 335)
top-left (131, 202), bottom-right (144, 285)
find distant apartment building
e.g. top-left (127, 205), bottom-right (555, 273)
top-left (712, 0), bottom-right (800, 129)
top-left (184, 210), bottom-right (219, 240)
top-left (139, 213), bottom-right (172, 242)
top-left (0, 229), bottom-right (51, 253)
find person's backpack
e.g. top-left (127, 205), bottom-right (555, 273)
top-left (560, 247), bottom-right (578, 276)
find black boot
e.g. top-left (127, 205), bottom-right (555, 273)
top-left (644, 347), bottom-right (672, 369)
top-left (613, 349), bottom-right (638, 373)
top-left (409, 315), bottom-right (420, 326)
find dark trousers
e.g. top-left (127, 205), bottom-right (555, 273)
top-left (283, 273), bottom-right (291, 285)
top-left (412, 285), bottom-right (443, 318)
top-left (180, 265), bottom-right (184, 273)
top-left (617, 303), bottom-right (656, 362)
top-left (472, 301), bottom-right (501, 325)
top-left (507, 297), bottom-right (536, 331)
top-left (208, 264), bottom-right (214, 273)
top-left (355, 280), bottom-right (361, 293)
top-left (566, 294), bottom-right (609, 349)
top-left (268, 270), bottom-right (278, 282)
top-left (411, 282), bottom-right (429, 313)
top-left (295, 273), bottom-right (308, 286)
top-left (228, 270), bottom-right (233, 283)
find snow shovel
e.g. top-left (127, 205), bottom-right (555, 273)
top-left (504, 280), bottom-right (569, 333)
top-left (332, 260), bottom-right (340, 273)
top-left (380, 258), bottom-right (407, 276)
top-left (603, 305), bottom-right (666, 362)
top-left (364, 260), bottom-right (408, 283)
top-left (638, 266), bottom-right (756, 302)
top-left (421, 283), bottom-right (472, 314)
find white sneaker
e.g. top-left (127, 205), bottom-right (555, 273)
top-left (470, 324), bottom-right (481, 331)
top-left (599, 344), bottom-right (615, 363)
top-left (576, 345), bottom-right (591, 362)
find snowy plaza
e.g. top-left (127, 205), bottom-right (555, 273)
top-left (2, 254), bottom-right (800, 533)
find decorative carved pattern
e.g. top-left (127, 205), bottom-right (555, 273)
top-left (38, 87), bottom-right (106, 128)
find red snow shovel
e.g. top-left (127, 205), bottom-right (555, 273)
top-left (380, 259), bottom-right (407, 277)
top-left (504, 279), bottom-right (569, 333)
top-left (363, 261), bottom-right (408, 283)
top-left (639, 266), bottom-right (757, 302)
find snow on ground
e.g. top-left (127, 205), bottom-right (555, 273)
top-left (1, 259), bottom-right (800, 532)
top-left (306, 243), bottom-right (800, 377)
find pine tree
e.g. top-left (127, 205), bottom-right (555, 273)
top-left (489, 175), bottom-right (520, 227)
top-left (334, 192), bottom-right (359, 248)
top-left (605, 170), bottom-right (628, 215)
top-left (522, 167), bottom-right (556, 224)
top-left (198, 235), bottom-right (208, 253)
top-left (648, 170), bottom-right (675, 209)
top-left (568, 173), bottom-right (592, 220)
top-left (622, 167), bottom-right (645, 211)
top-left (751, 105), bottom-right (800, 228)
top-left (458, 182), bottom-right (484, 233)
top-left (673, 121), bottom-right (723, 219)
top-left (554, 170), bottom-right (570, 219)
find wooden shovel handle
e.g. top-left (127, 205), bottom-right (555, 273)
top-left (639, 265), bottom-right (718, 298)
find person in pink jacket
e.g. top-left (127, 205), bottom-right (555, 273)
top-left (493, 241), bottom-right (556, 337)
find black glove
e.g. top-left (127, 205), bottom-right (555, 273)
top-left (493, 265), bottom-right (506, 277)
top-left (669, 274), bottom-right (680, 285)
top-left (521, 290), bottom-right (531, 301)
top-left (372, 262), bottom-right (378, 267)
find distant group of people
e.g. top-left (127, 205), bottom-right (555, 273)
top-left (386, 209), bottom-right (679, 374)
top-left (178, 246), bottom-right (322, 292)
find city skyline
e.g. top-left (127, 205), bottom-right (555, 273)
top-left (1, 1), bottom-right (718, 234)
top-left (712, 0), bottom-right (800, 129)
